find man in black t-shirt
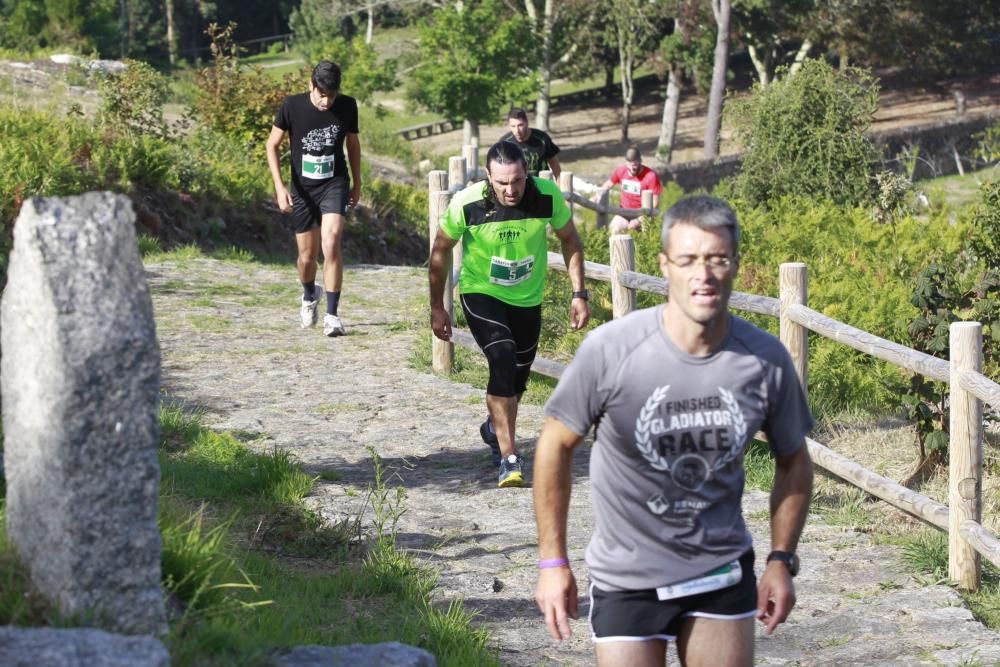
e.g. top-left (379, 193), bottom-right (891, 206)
top-left (266, 61), bottom-right (362, 337)
top-left (499, 108), bottom-right (561, 179)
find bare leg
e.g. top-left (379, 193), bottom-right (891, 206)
top-left (320, 213), bottom-right (345, 292)
top-left (676, 616), bottom-right (754, 667)
top-left (595, 639), bottom-right (668, 667)
top-left (295, 228), bottom-right (320, 286)
top-left (486, 394), bottom-right (519, 458)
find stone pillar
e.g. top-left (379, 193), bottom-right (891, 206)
top-left (1, 192), bottom-right (165, 636)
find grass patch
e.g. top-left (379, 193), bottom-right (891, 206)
top-left (187, 315), bottom-right (232, 332)
top-left (0, 401), bottom-right (500, 662)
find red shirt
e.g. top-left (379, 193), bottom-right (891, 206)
top-left (610, 164), bottom-right (662, 209)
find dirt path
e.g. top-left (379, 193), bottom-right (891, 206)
top-left (149, 257), bottom-right (1000, 666)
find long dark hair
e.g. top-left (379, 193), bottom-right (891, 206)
top-left (483, 141), bottom-right (529, 210)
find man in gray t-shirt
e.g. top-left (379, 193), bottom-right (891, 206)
top-left (533, 196), bottom-right (814, 666)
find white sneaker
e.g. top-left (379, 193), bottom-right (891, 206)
top-left (300, 298), bottom-right (318, 328)
top-left (323, 314), bottom-right (345, 337)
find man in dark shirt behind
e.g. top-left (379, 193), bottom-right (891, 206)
top-left (499, 108), bottom-right (561, 180)
top-left (266, 61), bottom-right (361, 337)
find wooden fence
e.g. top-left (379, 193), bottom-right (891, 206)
top-left (426, 149), bottom-right (1000, 592)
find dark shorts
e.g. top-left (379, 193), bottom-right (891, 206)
top-left (589, 549), bottom-right (757, 642)
top-left (291, 176), bottom-right (349, 233)
top-left (460, 292), bottom-right (541, 397)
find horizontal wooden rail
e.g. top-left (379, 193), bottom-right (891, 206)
top-left (805, 437), bottom-right (949, 531)
top-left (546, 251), bottom-right (613, 282)
top-left (564, 191), bottom-right (656, 219)
top-left (958, 368), bottom-right (1000, 412)
top-left (960, 519), bottom-right (1000, 570)
top-left (786, 303), bottom-right (951, 383)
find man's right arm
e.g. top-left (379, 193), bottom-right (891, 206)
top-left (429, 231), bottom-right (458, 340)
top-left (534, 417), bottom-right (584, 641)
top-left (265, 126), bottom-right (292, 212)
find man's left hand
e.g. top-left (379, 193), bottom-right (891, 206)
top-left (349, 183), bottom-right (361, 208)
top-left (570, 298), bottom-right (590, 331)
top-left (756, 561), bottom-right (796, 635)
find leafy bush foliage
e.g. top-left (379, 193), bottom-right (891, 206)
top-left (407, 0), bottom-right (537, 127)
top-left (300, 37), bottom-right (397, 106)
top-left (96, 59), bottom-right (171, 138)
top-left (728, 58), bottom-right (879, 207)
top-left (188, 23), bottom-right (295, 147)
top-left (904, 179), bottom-right (1000, 461)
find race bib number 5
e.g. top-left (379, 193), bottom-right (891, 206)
top-left (489, 256), bottom-right (534, 286)
top-left (302, 154), bottom-right (335, 180)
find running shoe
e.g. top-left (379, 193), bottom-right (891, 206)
top-left (300, 297), bottom-right (318, 328)
top-left (480, 419), bottom-right (502, 466)
top-left (498, 453), bottom-right (524, 488)
top-left (324, 314), bottom-right (346, 337)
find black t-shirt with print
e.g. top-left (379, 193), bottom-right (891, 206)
top-left (498, 128), bottom-right (560, 176)
top-left (273, 92), bottom-right (359, 194)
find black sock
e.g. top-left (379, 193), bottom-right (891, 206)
top-left (302, 283), bottom-right (316, 301)
top-left (326, 291), bottom-right (340, 316)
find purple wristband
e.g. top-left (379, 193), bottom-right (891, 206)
top-left (538, 558), bottom-right (569, 569)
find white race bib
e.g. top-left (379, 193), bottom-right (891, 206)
top-left (302, 154), bottom-right (335, 180)
top-left (655, 560), bottom-right (742, 600)
top-left (489, 256), bottom-right (534, 286)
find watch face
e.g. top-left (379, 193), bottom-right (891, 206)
top-left (769, 551), bottom-right (799, 577)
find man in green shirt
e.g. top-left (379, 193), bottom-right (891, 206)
top-left (429, 141), bottom-right (589, 487)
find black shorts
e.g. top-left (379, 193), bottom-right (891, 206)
top-left (291, 176), bottom-right (349, 233)
top-left (460, 292), bottom-right (541, 397)
top-left (589, 549), bottom-right (757, 642)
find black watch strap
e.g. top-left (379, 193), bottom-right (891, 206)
top-left (766, 550), bottom-right (799, 577)
top-left (572, 290), bottom-right (589, 300)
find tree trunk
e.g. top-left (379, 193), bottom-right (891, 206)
top-left (789, 39), bottom-right (812, 75)
top-left (747, 43), bottom-right (769, 87)
top-left (165, 0), bottom-right (176, 66)
top-left (463, 118), bottom-right (480, 146)
top-left (118, 0), bottom-right (127, 57)
top-left (618, 31), bottom-right (634, 143)
top-left (366, 1), bottom-right (374, 44)
top-left (604, 64), bottom-right (614, 93)
top-left (656, 65), bottom-right (682, 164)
top-left (703, 0), bottom-right (730, 159)
top-left (534, 0), bottom-right (555, 131)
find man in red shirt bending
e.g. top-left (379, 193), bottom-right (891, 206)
top-left (598, 147), bottom-right (663, 233)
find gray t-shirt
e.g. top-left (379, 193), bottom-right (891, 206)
top-left (544, 305), bottom-right (813, 592)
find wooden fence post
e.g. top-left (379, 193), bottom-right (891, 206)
top-left (641, 190), bottom-right (654, 216)
top-left (949, 321), bottom-right (983, 590)
top-left (610, 234), bottom-right (636, 319)
top-left (429, 189), bottom-right (454, 373)
top-left (448, 156), bottom-right (467, 191)
top-left (595, 188), bottom-right (610, 229)
top-left (560, 171), bottom-right (574, 218)
top-left (462, 144), bottom-right (479, 182)
top-left (428, 170), bottom-right (448, 197)
top-left (779, 263), bottom-right (808, 391)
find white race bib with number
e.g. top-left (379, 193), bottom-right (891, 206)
top-left (302, 154), bottom-right (335, 180)
top-left (621, 178), bottom-right (642, 195)
top-left (489, 256), bottom-right (534, 286)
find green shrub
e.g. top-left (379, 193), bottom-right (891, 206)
top-left (96, 59), bottom-right (171, 138)
top-left (188, 23), bottom-right (296, 147)
top-left (728, 58), bottom-right (879, 207)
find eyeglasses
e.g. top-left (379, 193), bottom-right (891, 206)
top-left (665, 255), bottom-right (735, 271)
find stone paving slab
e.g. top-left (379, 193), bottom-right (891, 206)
top-left (149, 258), bottom-right (1000, 666)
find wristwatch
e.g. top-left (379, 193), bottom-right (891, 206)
top-left (572, 290), bottom-right (589, 300)
top-left (766, 550), bottom-right (800, 577)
